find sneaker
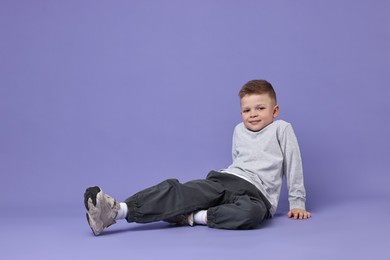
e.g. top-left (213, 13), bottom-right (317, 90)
top-left (163, 213), bottom-right (194, 226)
top-left (84, 186), bottom-right (120, 236)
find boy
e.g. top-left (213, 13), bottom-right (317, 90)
top-left (84, 79), bottom-right (310, 236)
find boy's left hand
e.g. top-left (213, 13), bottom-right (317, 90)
top-left (288, 208), bottom-right (311, 220)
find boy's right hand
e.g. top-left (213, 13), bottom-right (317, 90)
top-left (287, 208), bottom-right (311, 220)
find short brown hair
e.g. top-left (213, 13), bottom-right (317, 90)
top-left (238, 80), bottom-right (277, 103)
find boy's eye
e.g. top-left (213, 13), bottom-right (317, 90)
top-left (242, 109), bottom-right (250, 113)
top-left (257, 107), bottom-right (265, 110)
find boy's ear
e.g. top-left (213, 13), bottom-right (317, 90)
top-left (273, 105), bottom-right (280, 118)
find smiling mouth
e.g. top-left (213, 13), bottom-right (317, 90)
top-left (249, 120), bottom-right (261, 124)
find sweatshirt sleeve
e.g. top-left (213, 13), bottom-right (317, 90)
top-left (280, 124), bottom-right (306, 210)
top-left (232, 127), bottom-right (238, 161)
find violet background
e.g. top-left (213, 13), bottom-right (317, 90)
top-left (1, 1), bottom-right (389, 259)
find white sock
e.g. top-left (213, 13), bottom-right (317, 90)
top-left (193, 210), bottom-right (208, 225)
top-left (115, 202), bottom-right (128, 220)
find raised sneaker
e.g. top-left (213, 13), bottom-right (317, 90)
top-left (84, 186), bottom-right (120, 236)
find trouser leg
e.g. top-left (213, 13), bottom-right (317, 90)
top-left (205, 171), bottom-right (271, 230)
top-left (124, 177), bottom-right (225, 223)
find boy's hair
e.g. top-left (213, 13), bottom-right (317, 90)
top-left (239, 80), bottom-right (277, 104)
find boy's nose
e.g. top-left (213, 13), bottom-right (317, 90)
top-left (250, 112), bottom-right (258, 117)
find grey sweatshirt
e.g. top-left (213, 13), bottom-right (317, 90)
top-left (222, 120), bottom-right (306, 216)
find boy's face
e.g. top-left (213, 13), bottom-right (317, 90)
top-left (240, 93), bottom-right (279, 132)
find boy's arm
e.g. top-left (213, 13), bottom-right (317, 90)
top-left (281, 124), bottom-right (311, 219)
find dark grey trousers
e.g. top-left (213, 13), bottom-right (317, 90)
top-left (124, 171), bottom-right (271, 230)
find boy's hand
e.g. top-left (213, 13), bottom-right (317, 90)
top-left (288, 208), bottom-right (311, 220)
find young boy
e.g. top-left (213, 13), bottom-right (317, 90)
top-left (84, 79), bottom-right (310, 236)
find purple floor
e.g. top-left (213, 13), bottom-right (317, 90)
top-left (1, 197), bottom-right (389, 260)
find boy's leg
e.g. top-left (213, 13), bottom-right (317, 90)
top-left (83, 175), bottom-right (227, 235)
top-left (124, 177), bottom-right (226, 223)
top-left (205, 171), bottom-right (271, 230)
